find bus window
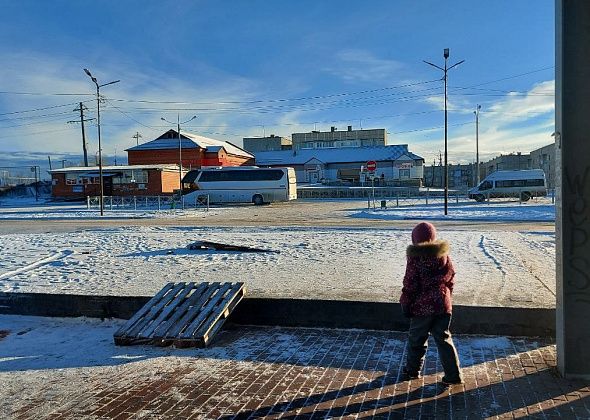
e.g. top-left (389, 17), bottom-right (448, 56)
top-left (199, 169), bottom-right (284, 182)
top-left (480, 181), bottom-right (493, 190)
top-left (526, 179), bottom-right (545, 186)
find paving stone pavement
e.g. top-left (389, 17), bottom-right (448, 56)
top-left (2, 322), bottom-right (590, 419)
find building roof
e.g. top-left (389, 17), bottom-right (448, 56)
top-left (48, 164), bottom-right (180, 174)
top-left (254, 145), bottom-right (423, 166)
top-left (126, 130), bottom-right (254, 158)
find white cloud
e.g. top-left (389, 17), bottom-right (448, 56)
top-left (322, 49), bottom-right (403, 83)
top-left (0, 51), bottom-right (308, 160)
top-left (488, 80), bottom-right (554, 122)
top-left (409, 79), bottom-right (555, 165)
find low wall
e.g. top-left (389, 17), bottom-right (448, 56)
top-left (0, 292), bottom-right (555, 338)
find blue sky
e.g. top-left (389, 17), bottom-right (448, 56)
top-left (0, 1), bottom-right (554, 177)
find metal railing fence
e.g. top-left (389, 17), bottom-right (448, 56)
top-left (86, 195), bottom-right (210, 211)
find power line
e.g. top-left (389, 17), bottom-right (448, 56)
top-left (0, 91), bottom-right (93, 97)
top-left (0, 101), bottom-right (91, 117)
top-left (0, 126), bottom-right (77, 140)
top-left (102, 98), bottom-right (160, 131)
top-left (0, 110), bottom-right (74, 123)
top-left (456, 65), bottom-right (554, 90)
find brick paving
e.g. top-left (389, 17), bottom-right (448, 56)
top-left (2, 322), bottom-right (589, 419)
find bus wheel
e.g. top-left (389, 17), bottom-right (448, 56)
top-left (475, 194), bottom-right (485, 202)
top-left (520, 192), bottom-right (531, 202)
top-left (252, 194), bottom-right (264, 205)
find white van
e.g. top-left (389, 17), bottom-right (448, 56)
top-left (468, 169), bottom-right (547, 202)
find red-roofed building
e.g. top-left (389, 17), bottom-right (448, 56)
top-left (126, 130), bottom-right (255, 169)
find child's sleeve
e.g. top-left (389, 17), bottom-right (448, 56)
top-left (400, 257), bottom-right (419, 306)
top-left (445, 256), bottom-right (456, 293)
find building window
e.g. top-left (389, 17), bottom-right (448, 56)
top-left (113, 170), bottom-right (148, 184)
top-left (65, 173), bottom-right (79, 185)
top-left (399, 169), bottom-right (410, 178)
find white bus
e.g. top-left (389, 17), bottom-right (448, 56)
top-left (468, 169), bottom-right (547, 202)
top-left (182, 166), bottom-right (297, 205)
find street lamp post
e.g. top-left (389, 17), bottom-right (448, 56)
top-left (83, 68), bottom-right (120, 216)
top-left (474, 104), bottom-right (481, 186)
top-left (161, 115), bottom-right (197, 198)
top-left (424, 48), bottom-right (464, 215)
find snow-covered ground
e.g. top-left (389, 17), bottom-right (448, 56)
top-left (0, 199), bottom-right (218, 219)
top-left (0, 197), bottom-right (555, 223)
top-left (0, 224), bottom-right (555, 308)
top-left (352, 198), bottom-right (555, 222)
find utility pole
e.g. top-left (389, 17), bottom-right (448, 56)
top-left (431, 159), bottom-right (436, 186)
top-left (424, 49), bottom-right (465, 215)
top-left (69, 103), bottom-right (94, 167)
top-left (474, 104), bottom-right (481, 185)
top-left (84, 68), bottom-right (120, 216)
top-left (161, 115), bottom-right (197, 198)
top-left (438, 151), bottom-right (443, 188)
top-left (132, 132), bottom-right (142, 146)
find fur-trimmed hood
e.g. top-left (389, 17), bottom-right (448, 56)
top-left (406, 240), bottom-right (449, 258)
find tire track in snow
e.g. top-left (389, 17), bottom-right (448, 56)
top-left (478, 235), bottom-right (508, 278)
top-left (0, 250), bottom-right (74, 280)
top-left (512, 232), bottom-right (556, 297)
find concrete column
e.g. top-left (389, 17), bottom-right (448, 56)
top-left (556, 0), bottom-right (590, 379)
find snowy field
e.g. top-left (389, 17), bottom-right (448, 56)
top-left (0, 198), bottom-right (218, 219)
top-left (354, 198), bottom-right (555, 222)
top-left (0, 198), bottom-right (556, 307)
top-left (0, 197), bottom-right (555, 223)
top-left (0, 224), bottom-right (555, 308)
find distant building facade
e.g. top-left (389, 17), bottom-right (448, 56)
top-left (291, 126), bottom-right (386, 150)
top-left (481, 152), bottom-right (532, 178)
top-left (243, 135), bottom-right (292, 153)
top-left (530, 142), bottom-right (556, 189)
top-left (255, 145), bottom-right (423, 186)
top-left (424, 163), bottom-right (475, 190)
top-left (49, 164), bottom-right (181, 200)
top-left (127, 130), bottom-right (254, 169)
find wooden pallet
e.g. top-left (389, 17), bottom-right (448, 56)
top-left (113, 282), bottom-right (245, 348)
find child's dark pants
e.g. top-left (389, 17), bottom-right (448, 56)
top-left (405, 313), bottom-right (462, 381)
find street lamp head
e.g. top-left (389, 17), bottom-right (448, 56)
top-left (443, 48), bottom-right (450, 59)
top-left (83, 68), bottom-right (98, 84)
top-left (477, 104), bottom-right (482, 110)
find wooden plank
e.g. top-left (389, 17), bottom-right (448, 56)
top-left (151, 282), bottom-right (209, 340)
top-left (139, 282), bottom-right (195, 338)
top-left (113, 282), bottom-right (175, 338)
top-left (125, 282), bottom-right (186, 338)
top-left (198, 284), bottom-right (245, 347)
top-left (163, 282), bottom-right (222, 340)
top-left (114, 335), bottom-right (152, 346)
top-left (195, 283), bottom-right (244, 342)
top-left (178, 283), bottom-right (233, 340)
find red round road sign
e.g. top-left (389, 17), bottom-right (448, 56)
top-left (366, 160), bottom-right (377, 172)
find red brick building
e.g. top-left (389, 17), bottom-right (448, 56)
top-left (49, 164), bottom-right (181, 200)
top-left (127, 130), bottom-right (254, 169)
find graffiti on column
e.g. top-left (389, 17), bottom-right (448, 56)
top-left (565, 166), bottom-right (590, 358)
top-left (566, 166), bottom-right (590, 289)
